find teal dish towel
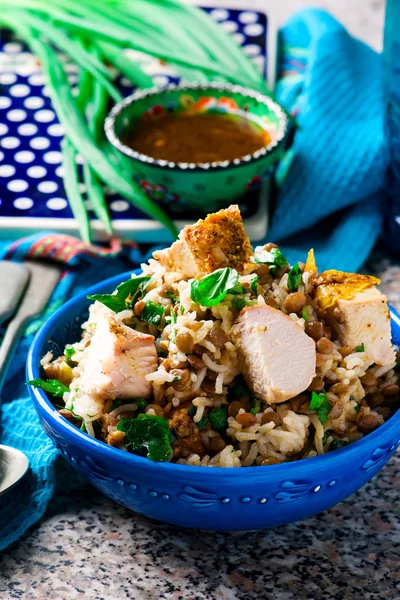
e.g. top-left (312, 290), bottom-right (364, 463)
top-left (0, 9), bottom-right (387, 551)
top-left (271, 9), bottom-right (385, 271)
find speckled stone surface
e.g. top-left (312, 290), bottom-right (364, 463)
top-left (1, 1), bottom-right (399, 599)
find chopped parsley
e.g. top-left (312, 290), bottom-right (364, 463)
top-left (356, 343), bottom-right (365, 352)
top-left (188, 406), bottom-right (208, 430)
top-left (169, 309), bottom-right (177, 342)
top-left (27, 378), bottom-right (69, 397)
top-left (354, 404), bottom-right (361, 413)
top-left (250, 275), bottom-right (258, 296)
top-left (117, 414), bottom-right (173, 462)
top-left (141, 301), bottom-right (165, 326)
top-left (166, 290), bottom-right (178, 303)
top-left (208, 407), bottom-right (228, 430)
top-left (172, 376), bottom-right (181, 383)
top-left (287, 264), bottom-right (302, 292)
top-left (250, 398), bottom-right (262, 415)
top-left (309, 391), bottom-right (331, 424)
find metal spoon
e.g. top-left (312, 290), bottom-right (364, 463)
top-left (0, 260), bottom-right (61, 494)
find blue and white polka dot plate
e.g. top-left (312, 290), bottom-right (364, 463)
top-left (0, 1), bottom-right (275, 242)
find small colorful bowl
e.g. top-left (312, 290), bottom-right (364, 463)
top-left (105, 82), bottom-right (288, 211)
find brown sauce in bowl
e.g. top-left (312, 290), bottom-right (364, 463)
top-left (122, 112), bottom-right (271, 164)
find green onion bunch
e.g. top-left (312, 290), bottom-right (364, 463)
top-left (1, 0), bottom-right (274, 241)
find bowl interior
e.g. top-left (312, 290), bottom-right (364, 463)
top-left (108, 83), bottom-right (287, 167)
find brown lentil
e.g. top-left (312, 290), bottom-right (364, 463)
top-left (58, 409), bottom-right (80, 424)
top-left (305, 321), bottom-right (324, 341)
top-left (375, 406), bottom-right (393, 420)
top-left (382, 384), bottom-right (400, 397)
top-left (308, 376), bottom-right (325, 392)
top-left (228, 400), bottom-right (249, 418)
top-left (261, 412), bottom-right (281, 426)
top-left (357, 413), bottom-right (381, 433)
top-left (266, 296), bottom-right (280, 309)
top-left (333, 307), bottom-right (345, 324)
top-left (322, 325), bottom-right (333, 340)
top-left (261, 457), bottom-right (281, 466)
top-left (367, 392), bottom-right (385, 408)
top-left (209, 436), bottom-right (227, 454)
top-left (208, 326), bottom-right (229, 348)
top-left (134, 299), bottom-right (146, 318)
top-left (328, 401), bottom-right (344, 420)
top-left (175, 332), bottom-right (194, 354)
top-left (316, 337), bottom-right (336, 354)
top-left (315, 354), bottom-right (326, 368)
top-left (338, 346), bottom-right (352, 358)
top-left (256, 264), bottom-right (270, 277)
top-left (329, 382), bottom-right (347, 395)
top-left (361, 372), bottom-right (378, 388)
top-left (170, 368), bottom-right (191, 391)
top-left (290, 394), bottom-right (309, 413)
top-left (282, 291), bottom-right (307, 314)
top-left (236, 412), bottom-right (257, 427)
top-left (187, 354), bottom-right (205, 369)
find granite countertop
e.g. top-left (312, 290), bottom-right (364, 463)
top-left (1, 1), bottom-right (399, 599)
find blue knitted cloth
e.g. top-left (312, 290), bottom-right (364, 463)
top-left (0, 9), bottom-right (387, 550)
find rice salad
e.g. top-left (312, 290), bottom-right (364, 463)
top-left (30, 206), bottom-right (400, 467)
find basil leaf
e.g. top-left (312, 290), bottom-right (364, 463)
top-left (251, 275), bottom-right (258, 296)
top-left (250, 398), bottom-right (262, 415)
top-left (87, 294), bottom-right (126, 313)
top-left (27, 378), bottom-right (69, 397)
top-left (197, 415), bottom-right (209, 430)
top-left (88, 275), bottom-right (151, 312)
top-left (208, 407), bottom-right (228, 430)
top-left (141, 301), bottom-right (165, 325)
top-left (287, 264), bottom-right (302, 292)
top-left (309, 391), bottom-right (331, 423)
top-left (253, 248), bottom-right (288, 270)
top-left (190, 268), bottom-right (239, 307)
top-left (356, 343), bottom-right (365, 352)
top-left (228, 281), bottom-right (247, 295)
top-left (117, 414), bottom-right (172, 462)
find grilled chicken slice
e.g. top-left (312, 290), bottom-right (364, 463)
top-left (77, 307), bottom-right (158, 400)
top-left (326, 287), bottom-right (395, 365)
top-left (231, 305), bottom-right (316, 404)
top-left (316, 270), bottom-right (395, 365)
top-left (153, 204), bottom-right (253, 278)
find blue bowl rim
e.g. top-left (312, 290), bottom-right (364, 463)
top-left (104, 81), bottom-right (288, 173)
top-left (27, 270), bottom-right (400, 478)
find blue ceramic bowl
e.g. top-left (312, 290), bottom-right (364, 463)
top-left (27, 271), bottom-right (400, 531)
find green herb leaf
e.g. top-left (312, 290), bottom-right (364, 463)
top-left (354, 404), bottom-right (361, 413)
top-left (287, 264), bottom-right (302, 292)
top-left (64, 346), bottom-right (76, 365)
top-left (329, 438), bottom-right (348, 451)
top-left (253, 248), bottom-right (288, 271)
top-left (187, 406), bottom-right (196, 417)
top-left (87, 293), bottom-right (126, 313)
top-left (190, 268), bottom-right (239, 307)
top-left (166, 290), bottom-right (178, 303)
top-left (208, 407), bottom-right (228, 430)
top-left (322, 431), bottom-right (330, 445)
top-left (27, 378), bottom-right (70, 397)
top-left (141, 301), bottom-right (165, 325)
top-left (232, 379), bottom-right (250, 399)
top-left (232, 296), bottom-right (247, 312)
top-left (250, 275), bottom-right (258, 296)
top-left (302, 305), bottom-right (309, 321)
top-left (172, 376), bottom-right (181, 383)
top-left (197, 415), bottom-right (209, 431)
top-left (117, 414), bottom-right (172, 462)
top-left (80, 421), bottom-right (87, 433)
top-left (356, 343), bottom-right (365, 352)
top-left (309, 391), bottom-right (331, 424)
top-left (169, 309), bottom-right (177, 342)
top-left (228, 281), bottom-right (247, 295)
top-left (250, 398), bottom-right (262, 415)
top-left (88, 275), bottom-right (152, 312)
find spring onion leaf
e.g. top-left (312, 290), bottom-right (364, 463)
top-left (141, 301), bottom-right (165, 325)
top-left (250, 398), bottom-right (262, 415)
top-left (309, 391), bottom-right (331, 424)
top-left (287, 264), bottom-right (302, 292)
top-left (190, 268), bottom-right (239, 307)
top-left (64, 346), bottom-right (76, 365)
top-left (302, 306), bottom-right (309, 321)
top-left (356, 343), bottom-right (365, 352)
top-left (117, 414), bottom-right (172, 462)
top-left (208, 407), bottom-right (228, 430)
top-left (27, 378), bottom-right (70, 397)
top-left (166, 291), bottom-right (178, 303)
top-left (251, 275), bottom-right (258, 296)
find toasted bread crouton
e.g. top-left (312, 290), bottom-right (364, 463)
top-left (154, 205), bottom-right (253, 278)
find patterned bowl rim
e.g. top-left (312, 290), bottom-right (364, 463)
top-left (104, 82), bottom-right (288, 172)
top-left (27, 270), bottom-right (400, 477)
